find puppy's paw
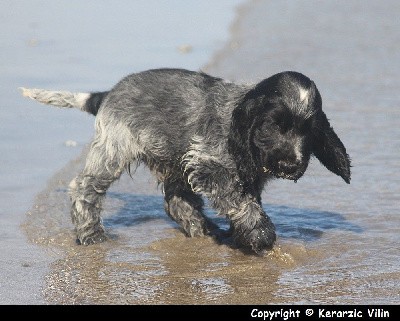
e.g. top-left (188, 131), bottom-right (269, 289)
top-left (247, 223), bottom-right (276, 254)
top-left (182, 215), bottom-right (220, 238)
top-left (76, 230), bottom-right (107, 246)
top-left (182, 219), bottom-right (207, 237)
top-left (233, 217), bottom-right (276, 255)
top-left (211, 228), bottom-right (234, 245)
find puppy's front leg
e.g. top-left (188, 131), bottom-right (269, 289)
top-left (186, 159), bottom-right (276, 254)
top-left (226, 196), bottom-right (276, 254)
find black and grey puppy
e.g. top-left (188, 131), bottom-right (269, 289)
top-left (21, 68), bottom-right (351, 254)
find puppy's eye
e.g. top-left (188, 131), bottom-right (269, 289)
top-left (274, 120), bottom-right (290, 133)
top-left (268, 122), bottom-right (280, 132)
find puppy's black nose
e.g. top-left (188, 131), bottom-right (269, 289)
top-left (278, 159), bottom-right (301, 173)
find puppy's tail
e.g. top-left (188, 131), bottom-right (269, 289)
top-left (19, 87), bottom-right (108, 116)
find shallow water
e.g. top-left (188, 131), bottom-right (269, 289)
top-left (5, 0), bottom-right (400, 304)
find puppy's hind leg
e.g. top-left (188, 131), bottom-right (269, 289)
top-left (69, 142), bottom-right (124, 245)
top-left (163, 176), bottom-right (218, 237)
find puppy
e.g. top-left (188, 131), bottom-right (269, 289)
top-left (21, 68), bottom-right (351, 254)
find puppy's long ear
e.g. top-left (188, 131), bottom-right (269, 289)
top-left (312, 111), bottom-right (351, 183)
top-left (228, 96), bottom-right (262, 189)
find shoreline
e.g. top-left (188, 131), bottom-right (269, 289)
top-left (202, 0), bottom-right (253, 77)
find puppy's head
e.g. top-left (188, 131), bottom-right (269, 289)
top-left (229, 71), bottom-right (351, 186)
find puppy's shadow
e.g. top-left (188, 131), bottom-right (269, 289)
top-left (103, 192), bottom-right (362, 243)
top-left (104, 192), bottom-right (168, 227)
top-left (266, 204), bottom-right (363, 241)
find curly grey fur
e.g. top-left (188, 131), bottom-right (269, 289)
top-left (21, 68), bottom-right (351, 254)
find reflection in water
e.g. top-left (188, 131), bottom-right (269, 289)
top-left (269, 205), bottom-right (363, 241)
top-left (104, 193), bottom-right (167, 227)
top-left (105, 192), bottom-right (363, 243)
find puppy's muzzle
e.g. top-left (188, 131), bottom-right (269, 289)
top-left (263, 159), bottom-right (305, 181)
top-left (278, 159), bottom-right (301, 174)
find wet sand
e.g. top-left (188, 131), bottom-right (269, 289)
top-left (5, 0), bottom-right (400, 304)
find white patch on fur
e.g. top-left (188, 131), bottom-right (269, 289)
top-left (294, 138), bottom-right (303, 162)
top-left (299, 87), bottom-right (309, 104)
top-left (20, 87), bottom-right (90, 110)
top-left (94, 117), bottom-right (139, 165)
top-left (182, 135), bottom-right (235, 194)
top-left (68, 177), bottom-right (78, 190)
top-left (294, 85), bottom-right (316, 119)
top-left (88, 113), bottom-right (173, 178)
top-left (74, 93), bottom-right (91, 108)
